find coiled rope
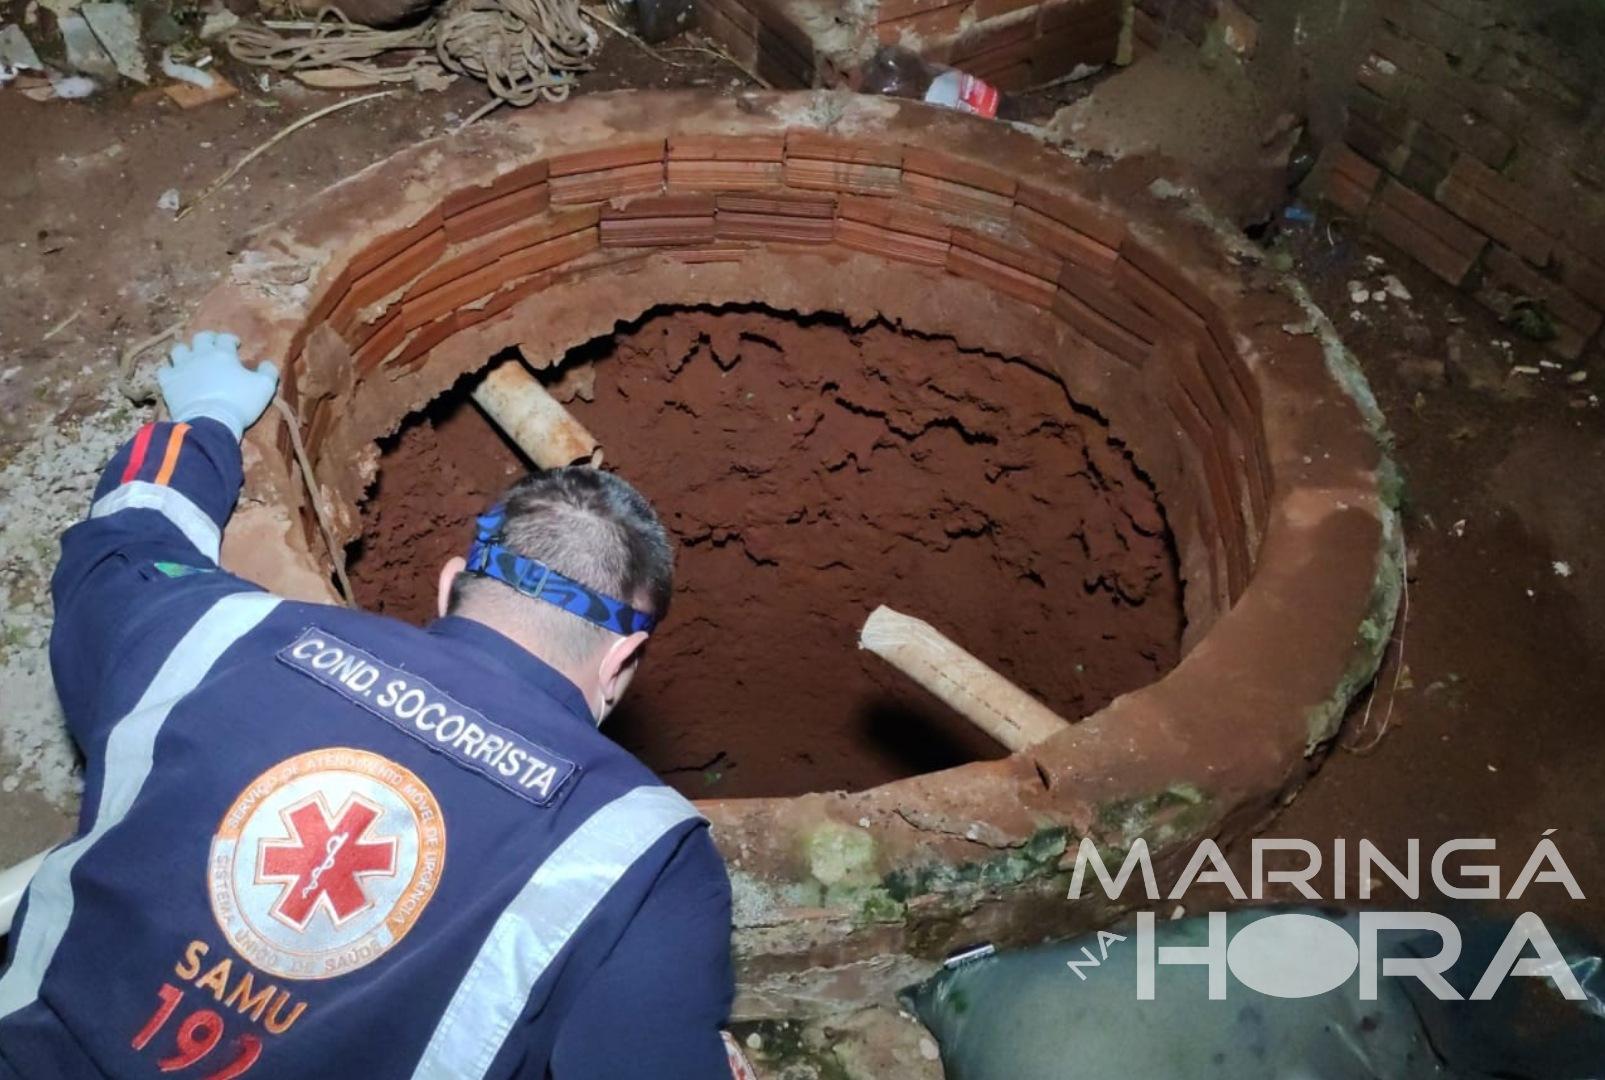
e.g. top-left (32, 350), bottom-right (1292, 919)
top-left (225, 0), bottom-right (598, 106)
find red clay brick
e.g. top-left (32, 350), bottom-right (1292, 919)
top-left (951, 227), bottom-right (1061, 282)
top-left (1435, 156), bottom-right (1553, 266)
top-left (442, 160), bottom-right (551, 219)
top-left (550, 162), bottom-right (665, 204)
top-left (785, 132), bottom-right (902, 168)
top-left (974, 0), bottom-right (1036, 21)
top-left (330, 227), bottom-right (446, 332)
top-left (1556, 244), bottom-right (1605, 312)
top-left (743, 0), bottom-right (820, 65)
top-left (408, 208), bottom-right (600, 298)
top-left (669, 245), bottom-right (754, 264)
top-left (402, 259), bottom-right (507, 331)
top-left (1368, 180), bottom-right (1487, 285)
top-left (1012, 204), bottom-right (1119, 275)
top-left (1476, 244), bottom-right (1602, 360)
top-left (1329, 143), bottom-right (1383, 190)
top-left (837, 193), bottom-right (951, 241)
top-left (753, 40), bottom-right (815, 89)
top-left (1039, 0), bottom-right (1121, 33)
top-left (874, 0), bottom-right (965, 24)
top-left (601, 215), bottom-right (718, 247)
top-left (716, 191), bottom-right (836, 217)
top-left (716, 210), bottom-right (835, 243)
top-left (1051, 287), bottom-right (1150, 366)
top-left (836, 216), bottom-right (950, 267)
top-left (668, 134), bottom-right (786, 161)
top-left (948, 246), bottom-right (1058, 308)
top-left (1059, 263), bottom-right (1160, 343)
top-left (548, 141), bottom-right (665, 176)
top-left (1014, 179), bottom-right (1125, 248)
top-left (353, 308), bottom-right (410, 376)
top-left (603, 193), bottom-right (719, 219)
top-left (876, 2), bottom-right (967, 44)
top-left (902, 146), bottom-right (1017, 197)
top-left (307, 265), bottom-right (352, 330)
top-left (498, 227), bottom-right (601, 280)
top-left (391, 314), bottom-right (460, 373)
top-left (1031, 20), bottom-right (1121, 80)
top-left (444, 184), bottom-right (550, 245)
top-left (1167, 383), bottom-right (1248, 597)
top-left (1122, 240), bottom-right (1223, 327)
top-left (967, 45), bottom-right (1036, 88)
top-left (347, 211), bottom-right (443, 282)
top-left (1325, 173), bottom-right (1377, 218)
top-left (783, 158), bottom-right (902, 197)
top-left (950, 10), bottom-right (1036, 64)
top-left (902, 171), bottom-right (1014, 221)
top-left (666, 160), bottom-right (785, 191)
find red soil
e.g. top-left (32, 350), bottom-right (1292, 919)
top-left (349, 306), bottom-right (1184, 798)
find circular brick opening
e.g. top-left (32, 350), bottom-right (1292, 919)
top-left (201, 92), bottom-right (1399, 1010)
top-left (345, 303), bottom-right (1186, 799)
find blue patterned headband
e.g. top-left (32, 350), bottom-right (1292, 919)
top-left (464, 505), bottom-right (657, 636)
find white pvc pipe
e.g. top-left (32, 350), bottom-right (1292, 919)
top-left (0, 850), bottom-right (48, 937)
top-left (859, 605), bottom-right (1072, 752)
top-left (471, 360), bottom-right (603, 470)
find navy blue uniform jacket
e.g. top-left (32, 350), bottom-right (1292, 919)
top-left (0, 418), bottom-right (734, 1079)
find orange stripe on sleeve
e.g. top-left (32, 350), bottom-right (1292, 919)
top-left (153, 423), bottom-right (190, 486)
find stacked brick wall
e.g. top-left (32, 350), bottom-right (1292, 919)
top-left (693, 0), bottom-right (1131, 91)
top-left (1312, 0), bottom-right (1605, 360)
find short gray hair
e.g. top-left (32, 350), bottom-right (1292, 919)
top-left (449, 468), bottom-right (673, 667)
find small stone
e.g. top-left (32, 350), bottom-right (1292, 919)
top-left (918, 1037), bottom-right (940, 1061)
top-left (1553, 561), bottom-right (1572, 578)
top-left (1568, 370), bottom-right (1589, 383)
top-left (745, 1033), bottom-right (763, 1051)
top-left (199, 9), bottom-right (240, 40)
top-left (1371, 290), bottom-right (1387, 303)
top-left (1381, 274), bottom-right (1412, 302)
top-left (157, 188), bottom-right (180, 212)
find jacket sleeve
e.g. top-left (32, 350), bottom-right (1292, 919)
top-left (547, 827), bottom-right (736, 1079)
top-left (49, 417), bottom-right (257, 742)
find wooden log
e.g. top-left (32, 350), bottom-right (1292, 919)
top-left (858, 605), bottom-right (1071, 751)
top-left (471, 359), bottom-right (602, 469)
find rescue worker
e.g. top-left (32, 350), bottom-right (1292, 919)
top-left (0, 333), bottom-right (736, 1078)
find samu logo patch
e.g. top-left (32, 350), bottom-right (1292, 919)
top-left (208, 747), bottom-right (445, 980)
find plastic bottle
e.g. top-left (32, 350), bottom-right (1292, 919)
top-left (857, 45), bottom-right (1005, 120)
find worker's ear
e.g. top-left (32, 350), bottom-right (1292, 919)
top-left (437, 556), bottom-right (467, 617)
top-left (595, 630), bottom-right (650, 721)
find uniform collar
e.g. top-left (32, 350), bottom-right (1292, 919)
top-left (425, 615), bottom-right (595, 728)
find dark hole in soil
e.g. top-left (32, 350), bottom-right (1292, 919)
top-left (347, 304), bottom-right (1186, 799)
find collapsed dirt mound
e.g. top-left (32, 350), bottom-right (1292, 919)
top-left (349, 305), bottom-right (1184, 798)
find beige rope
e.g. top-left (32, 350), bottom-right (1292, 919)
top-left (226, 0), bottom-right (597, 105)
top-left (271, 397), bottom-right (356, 605)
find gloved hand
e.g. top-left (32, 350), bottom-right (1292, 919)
top-left (156, 331), bottom-right (280, 441)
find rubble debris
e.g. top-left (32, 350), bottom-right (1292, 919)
top-left (80, 2), bottom-right (149, 84)
top-left (163, 70), bottom-right (239, 108)
top-left (0, 23), bottom-right (43, 74)
top-left (58, 12), bottom-right (116, 79)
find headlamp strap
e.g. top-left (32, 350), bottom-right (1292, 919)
top-left (464, 505), bottom-right (657, 636)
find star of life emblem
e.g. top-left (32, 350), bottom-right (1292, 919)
top-left (209, 747), bottom-right (446, 980)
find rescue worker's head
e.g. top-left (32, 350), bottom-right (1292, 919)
top-left (436, 468), bottom-right (673, 725)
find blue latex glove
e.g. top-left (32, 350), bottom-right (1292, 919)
top-left (156, 331), bottom-right (279, 441)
